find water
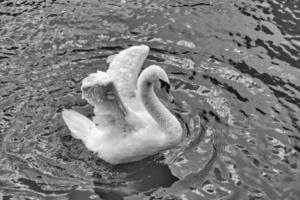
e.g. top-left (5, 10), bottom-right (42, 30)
top-left (0, 0), bottom-right (299, 199)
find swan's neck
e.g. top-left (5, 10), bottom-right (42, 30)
top-left (138, 81), bottom-right (181, 135)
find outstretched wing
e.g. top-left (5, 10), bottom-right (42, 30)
top-left (81, 71), bottom-right (128, 126)
top-left (106, 45), bottom-right (150, 98)
top-left (80, 45), bottom-right (149, 126)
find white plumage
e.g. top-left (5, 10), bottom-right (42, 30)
top-left (62, 45), bottom-right (183, 164)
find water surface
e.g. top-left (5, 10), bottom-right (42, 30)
top-left (0, 0), bottom-right (299, 199)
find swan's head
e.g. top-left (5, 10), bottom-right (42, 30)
top-left (139, 65), bottom-right (170, 85)
top-left (138, 65), bottom-right (173, 101)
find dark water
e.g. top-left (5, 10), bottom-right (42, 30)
top-left (0, 0), bottom-right (299, 199)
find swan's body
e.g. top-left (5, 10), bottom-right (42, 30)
top-left (62, 45), bottom-right (182, 164)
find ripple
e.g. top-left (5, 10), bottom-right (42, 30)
top-left (0, 0), bottom-right (299, 199)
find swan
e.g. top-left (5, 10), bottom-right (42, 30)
top-left (62, 45), bottom-right (183, 164)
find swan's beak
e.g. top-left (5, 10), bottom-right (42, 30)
top-left (159, 89), bottom-right (189, 114)
top-left (163, 89), bottom-right (190, 114)
top-left (159, 84), bottom-right (173, 102)
top-left (157, 83), bottom-right (188, 113)
top-left (165, 90), bottom-right (175, 103)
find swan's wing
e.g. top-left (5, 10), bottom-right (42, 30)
top-left (81, 71), bottom-right (128, 126)
top-left (106, 45), bottom-right (149, 98)
top-left (62, 109), bottom-right (95, 140)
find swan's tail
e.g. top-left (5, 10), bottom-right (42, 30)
top-left (62, 109), bottom-right (95, 140)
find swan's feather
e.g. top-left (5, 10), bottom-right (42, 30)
top-left (62, 46), bottom-right (183, 164)
top-left (81, 45), bottom-right (149, 125)
top-left (106, 45), bottom-right (149, 98)
top-left (81, 71), bottom-right (128, 126)
top-left (106, 54), bottom-right (117, 63)
top-left (62, 109), bottom-right (95, 140)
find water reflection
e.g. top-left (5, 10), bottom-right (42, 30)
top-left (0, 0), bottom-right (299, 199)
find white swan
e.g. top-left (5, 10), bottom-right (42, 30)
top-left (62, 45), bottom-right (183, 164)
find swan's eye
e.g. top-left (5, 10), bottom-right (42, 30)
top-left (159, 79), bottom-right (170, 93)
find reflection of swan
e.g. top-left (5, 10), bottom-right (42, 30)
top-left (62, 45), bottom-right (182, 164)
